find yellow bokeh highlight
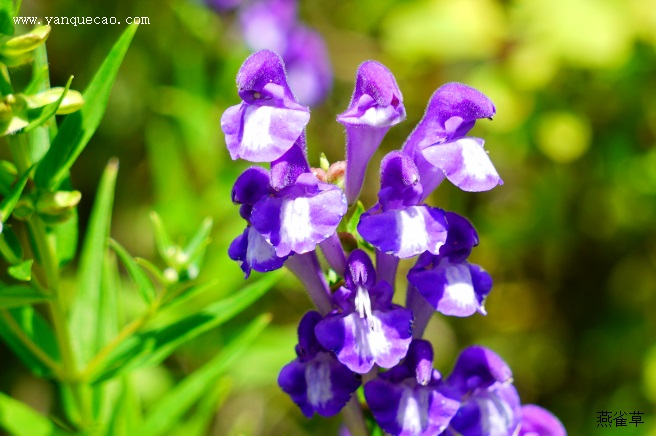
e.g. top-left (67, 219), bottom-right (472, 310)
top-left (515, 0), bottom-right (634, 69)
top-left (381, 0), bottom-right (506, 61)
top-left (536, 111), bottom-right (592, 163)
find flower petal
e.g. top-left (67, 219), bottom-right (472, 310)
top-left (223, 101), bottom-right (310, 162)
top-left (421, 137), bottom-right (503, 192)
top-left (365, 379), bottom-right (459, 436)
top-left (358, 206), bottom-right (447, 259)
top-left (447, 383), bottom-right (521, 436)
top-left (519, 404), bottom-right (567, 436)
top-left (408, 259), bottom-right (483, 317)
top-left (315, 308), bottom-right (413, 373)
top-left (228, 227), bottom-right (287, 278)
top-left (251, 176), bottom-right (347, 256)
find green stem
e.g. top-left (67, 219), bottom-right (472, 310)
top-left (342, 396), bottom-right (369, 436)
top-left (81, 307), bottom-right (156, 381)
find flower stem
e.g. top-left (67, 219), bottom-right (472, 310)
top-left (406, 284), bottom-right (433, 339)
top-left (81, 307), bottom-right (155, 381)
top-left (342, 396), bottom-right (369, 436)
top-left (285, 252), bottom-right (332, 315)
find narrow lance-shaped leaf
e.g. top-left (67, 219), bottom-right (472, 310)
top-left (22, 75), bottom-right (73, 132)
top-left (69, 159), bottom-right (118, 367)
top-left (139, 314), bottom-right (271, 436)
top-left (0, 284), bottom-right (48, 308)
top-left (90, 271), bottom-right (281, 383)
top-left (0, 391), bottom-right (65, 436)
top-left (34, 23), bottom-right (138, 190)
top-left (0, 163), bottom-right (32, 225)
top-left (109, 239), bottom-right (156, 304)
top-left (0, 306), bottom-right (60, 376)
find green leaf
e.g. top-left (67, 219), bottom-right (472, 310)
top-left (0, 226), bottom-right (23, 264)
top-left (0, 391), bottom-right (61, 436)
top-left (173, 378), bottom-right (231, 436)
top-left (160, 278), bottom-right (218, 309)
top-left (22, 75), bottom-right (72, 133)
top-left (107, 377), bottom-right (142, 436)
top-left (149, 211), bottom-right (174, 263)
top-left (7, 259), bottom-right (32, 281)
top-left (0, 305), bottom-right (60, 376)
top-left (346, 201), bottom-right (365, 235)
top-left (90, 272), bottom-right (281, 383)
top-left (109, 239), bottom-right (156, 304)
top-left (139, 314), bottom-right (270, 436)
top-left (0, 0), bottom-right (14, 37)
top-left (34, 24), bottom-right (138, 190)
top-left (69, 159), bottom-right (118, 367)
top-left (0, 283), bottom-right (47, 307)
top-left (0, 160), bottom-right (17, 196)
top-left (183, 217), bottom-right (212, 259)
top-left (0, 163), bottom-right (31, 223)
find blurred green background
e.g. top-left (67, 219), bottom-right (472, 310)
top-left (3, 0), bottom-right (656, 434)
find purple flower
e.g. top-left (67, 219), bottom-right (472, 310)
top-left (239, 0), bottom-right (332, 107)
top-left (282, 25), bottom-right (333, 107)
top-left (279, 311), bottom-right (361, 417)
top-left (402, 83), bottom-right (502, 196)
top-left (228, 167), bottom-right (288, 277)
top-left (221, 50), bottom-right (310, 162)
top-left (364, 340), bottom-right (460, 436)
top-left (315, 250), bottom-right (413, 373)
top-left (206, 0), bottom-right (242, 12)
top-left (357, 152), bottom-right (448, 259)
top-left (338, 61), bottom-right (406, 204)
top-left (239, 0), bottom-right (297, 55)
top-left (439, 346), bottom-right (522, 436)
top-left (519, 404), bottom-right (567, 436)
top-left (250, 145), bottom-right (347, 256)
top-left (407, 212), bottom-right (492, 317)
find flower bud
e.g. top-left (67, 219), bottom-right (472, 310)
top-left (36, 190), bottom-right (81, 215)
top-left (0, 26), bottom-right (51, 57)
top-left (24, 88), bottom-right (85, 115)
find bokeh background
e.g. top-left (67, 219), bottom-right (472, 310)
top-left (3, 0), bottom-right (656, 434)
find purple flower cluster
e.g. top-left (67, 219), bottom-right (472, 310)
top-left (221, 50), bottom-right (565, 435)
top-left (208, 0), bottom-right (332, 107)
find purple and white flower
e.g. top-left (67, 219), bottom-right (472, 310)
top-left (407, 212), bottom-right (492, 317)
top-left (220, 50), bottom-right (310, 162)
top-left (519, 404), bottom-right (567, 436)
top-left (364, 340), bottom-right (460, 436)
top-left (228, 167), bottom-right (287, 277)
top-left (250, 144), bottom-right (347, 256)
top-left (338, 61), bottom-right (406, 204)
top-left (357, 152), bottom-right (448, 259)
top-left (315, 250), bottom-right (413, 373)
top-left (438, 346), bottom-right (522, 436)
top-left (402, 83), bottom-right (502, 197)
top-left (279, 311), bottom-right (361, 417)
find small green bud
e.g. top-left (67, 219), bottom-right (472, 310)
top-left (24, 88), bottom-right (84, 114)
top-left (36, 190), bottom-right (81, 215)
top-left (319, 153), bottom-right (330, 172)
top-left (0, 25), bottom-right (50, 58)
